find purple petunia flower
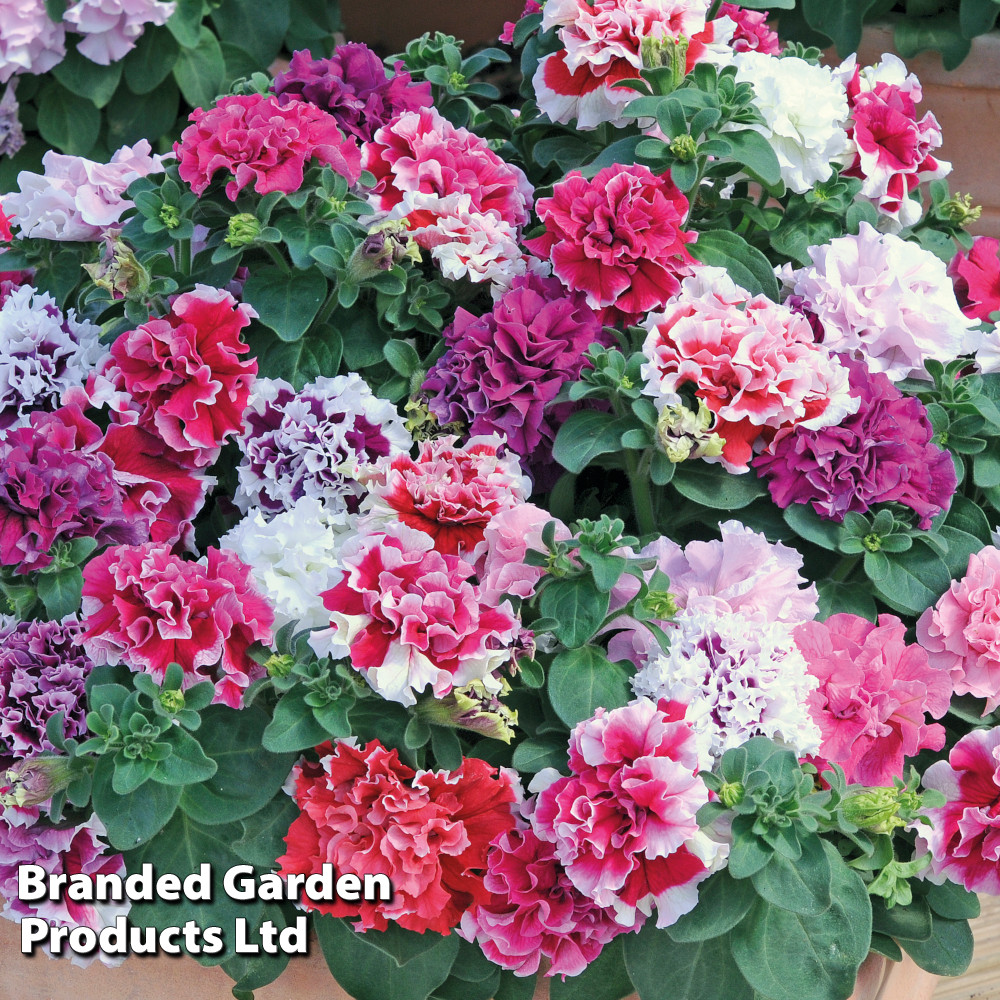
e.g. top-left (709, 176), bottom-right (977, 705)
top-left (753, 354), bottom-right (956, 528)
top-left (272, 43), bottom-right (432, 144)
top-left (0, 616), bottom-right (94, 769)
top-left (423, 273), bottom-right (608, 489)
top-left (0, 406), bottom-right (142, 574)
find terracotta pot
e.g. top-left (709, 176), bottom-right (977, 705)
top-left (0, 914), bottom-right (940, 1000)
top-left (338, 0), bottom-right (524, 54)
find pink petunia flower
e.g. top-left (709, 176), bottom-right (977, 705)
top-left (717, 4), bottom-right (780, 54)
top-left (311, 522), bottom-right (519, 707)
top-left (796, 613), bottom-right (951, 787)
top-left (640, 267), bottom-right (858, 472)
top-left (917, 546), bottom-right (1000, 714)
top-left (533, 698), bottom-right (724, 927)
top-left (361, 435), bottom-right (530, 560)
top-left (834, 53), bottom-right (950, 230)
top-left (460, 825), bottom-right (642, 978)
top-left (362, 107), bottom-right (532, 236)
top-left (81, 542), bottom-right (273, 708)
top-left (276, 740), bottom-right (518, 933)
top-left (916, 727), bottom-right (1000, 895)
top-left (63, 0), bottom-right (175, 66)
top-left (949, 236), bottom-right (1000, 323)
top-left (175, 93), bottom-right (361, 201)
top-left (95, 285), bottom-right (257, 469)
top-left (527, 164), bottom-right (696, 325)
top-left (0, 0), bottom-right (65, 84)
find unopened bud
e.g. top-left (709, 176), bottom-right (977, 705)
top-left (941, 193), bottom-right (982, 227)
top-left (265, 654), bottom-right (295, 679)
top-left (159, 689), bottom-right (185, 713)
top-left (641, 34), bottom-right (690, 90)
top-left (225, 213), bottom-right (262, 247)
top-left (718, 781), bottom-right (745, 808)
top-left (669, 134), bottom-right (698, 162)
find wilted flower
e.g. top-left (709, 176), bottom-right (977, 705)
top-left (655, 399), bottom-right (725, 463)
top-left (415, 678), bottom-right (519, 743)
top-left (81, 229), bottom-right (150, 300)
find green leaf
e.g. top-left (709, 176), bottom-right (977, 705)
top-left (243, 267), bottom-right (328, 342)
top-left (173, 26), bottom-right (225, 110)
top-left (731, 843), bottom-right (872, 1000)
top-left (871, 896), bottom-right (932, 942)
top-left (960, 0), bottom-right (1000, 38)
top-left (945, 493), bottom-right (993, 544)
top-left (125, 27), bottom-right (180, 94)
top-left (550, 937), bottom-right (633, 1000)
top-left (254, 328), bottom-right (342, 388)
top-left (864, 541), bottom-right (952, 616)
top-left (689, 230), bottom-right (779, 300)
top-left (666, 870), bottom-right (757, 943)
top-left (937, 525), bottom-right (986, 578)
top-left (384, 339), bottom-right (421, 378)
top-left (167, 0), bottom-right (206, 48)
top-left (553, 410), bottom-right (628, 474)
top-left (36, 82), bottom-right (101, 155)
top-left (672, 463), bottom-right (768, 510)
top-left (495, 970), bottom-right (537, 1000)
top-left (210, 0), bottom-right (290, 66)
top-left (751, 835), bottom-right (832, 917)
top-left (430, 725), bottom-right (463, 772)
top-left (124, 812), bottom-right (260, 956)
top-left (52, 49), bottom-right (123, 109)
top-left (106, 81), bottom-right (180, 149)
top-left (974, 438), bottom-right (1000, 489)
top-left (548, 647), bottom-right (632, 729)
top-left (783, 503), bottom-right (843, 551)
top-left (37, 567), bottom-right (83, 619)
top-left (624, 924), bottom-right (754, 1000)
top-left (925, 880), bottom-right (981, 921)
top-left (151, 726), bottom-right (218, 786)
top-left (179, 705), bottom-right (297, 824)
top-left (723, 130), bottom-right (782, 188)
top-left (799, 0), bottom-right (879, 54)
top-left (315, 914), bottom-right (459, 1000)
top-left (900, 916), bottom-right (974, 977)
top-left (231, 795), bottom-right (301, 868)
top-left (263, 686), bottom-right (334, 752)
top-left (816, 580), bottom-right (877, 622)
top-left (92, 755), bottom-right (181, 849)
top-left (358, 922), bottom-right (454, 969)
top-left (894, 14), bottom-right (972, 70)
top-left (539, 577), bottom-right (611, 649)
top-left (869, 933), bottom-right (903, 962)
top-left (511, 737), bottom-right (568, 774)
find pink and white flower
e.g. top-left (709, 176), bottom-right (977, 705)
top-left (63, 0), bottom-right (175, 66)
top-left (641, 267), bottom-right (858, 472)
top-left (310, 522), bottom-right (519, 706)
top-left (834, 53), bottom-right (950, 229)
top-left (0, 1), bottom-right (65, 84)
top-left (533, 698), bottom-right (724, 927)
top-left (916, 727), bottom-right (1000, 895)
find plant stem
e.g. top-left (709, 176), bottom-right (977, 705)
top-left (262, 242), bottom-right (291, 273)
top-left (175, 237), bottom-right (191, 276)
top-left (706, 0), bottom-right (723, 20)
top-left (625, 449), bottom-right (657, 537)
top-left (313, 285), bottom-right (339, 329)
top-left (831, 554), bottom-right (860, 582)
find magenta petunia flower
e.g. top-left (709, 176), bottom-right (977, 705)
top-left (95, 285), bottom-right (257, 470)
top-left (717, 4), bottom-right (780, 54)
top-left (273, 43), bottom-right (431, 143)
top-left (753, 354), bottom-right (956, 529)
top-left (311, 521), bottom-right (519, 707)
top-left (949, 236), bottom-right (1000, 322)
top-left (460, 826), bottom-right (641, 978)
top-left (917, 546), bottom-right (1000, 713)
top-left (796, 613), bottom-right (951, 787)
top-left (423, 273), bottom-right (607, 486)
top-left (0, 617), bottom-right (95, 768)
top-left (916, 727), bottom-right (1000, 895)
top-left (0, 406), bottom-right (141, 574)
top-left (527, 163), bottom-right (696, 325)
top-left (533, 698), bottom-right (723, 928)
top-left (175, 93), bottom-right (361, 201)
top-left (81, 542), bottom-right (273, 709)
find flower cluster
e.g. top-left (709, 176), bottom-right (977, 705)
top-left (277, 740), bottom-right (518, 933)
top-left (3, 140), bottom-right (166, 241)
top-left (272, 43), bottom-right (432, 143)
top-left (236, 372), bottom-right (411, 516)
top-left (81, 542), bottom-right (273, 708)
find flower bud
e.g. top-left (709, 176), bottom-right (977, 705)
top-left (1, 756), bottom-right (79, 808)
top-left (718, 781), bottom-right (745, 808)
top-left (941, 193), bottom-right (982, 227)
top-left (414, 680), bottom-right (519, 743)
top-left (265, 653), bottom-right (295, 679)
top-left (82, 230), bottom-right (150, 301)
top-left (641, 34), bottom-right (689, 90)
top-left (656, 400), bottom-right (725, 464)
top-left (159, 689), bottom-right (185, 713)
top-left (669, 134), bottom-right (698, 163)
top-left (225, 213), bottom-right (262, 247)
